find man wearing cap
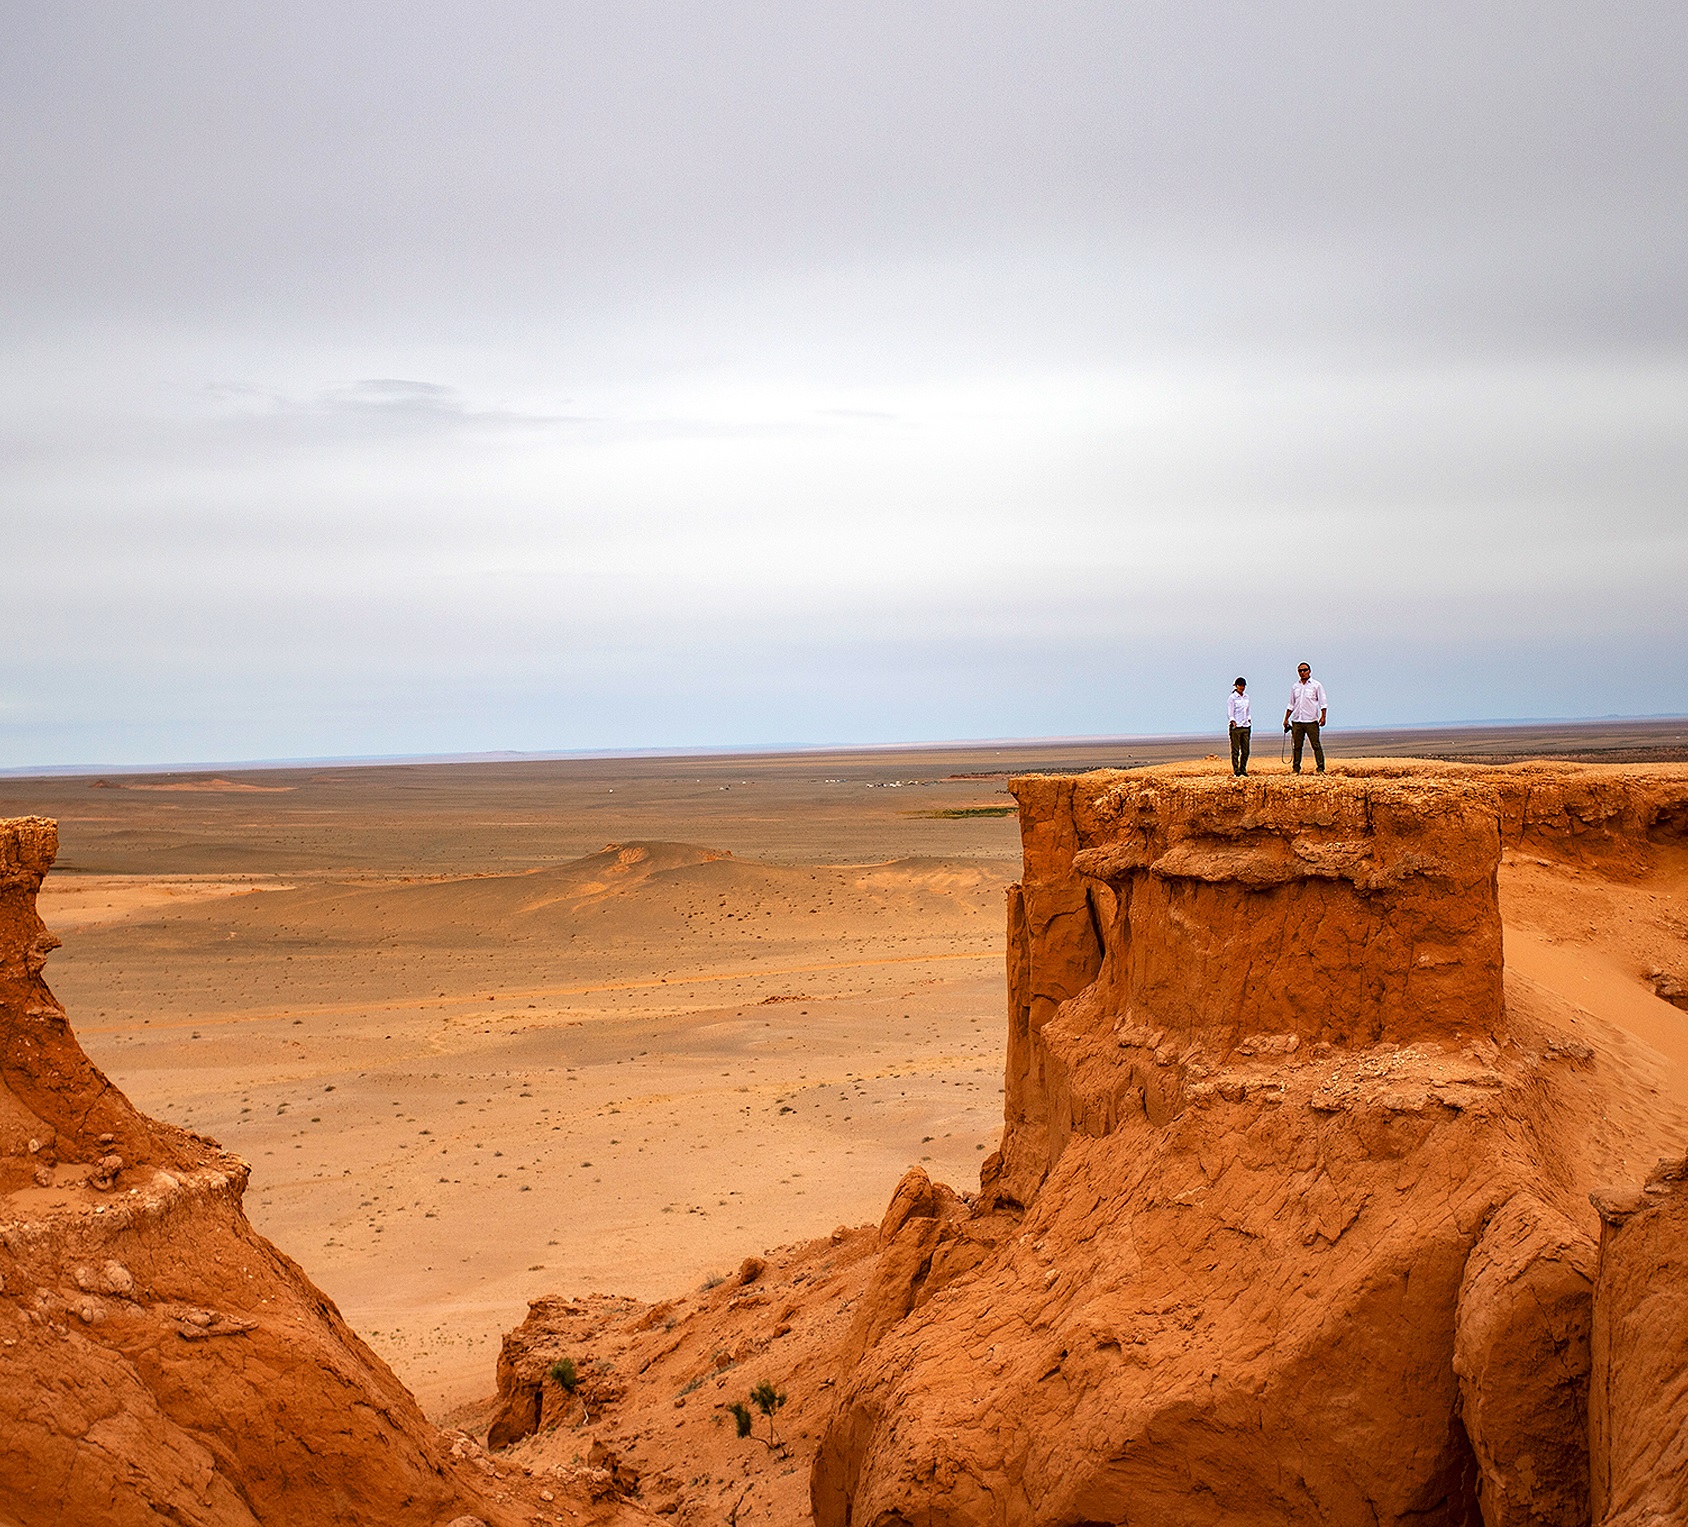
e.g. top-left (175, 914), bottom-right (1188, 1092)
top-left (1282, 662), bottom-right (1327, 774)
top-left (1227, 677), bottom-right (1252, 777)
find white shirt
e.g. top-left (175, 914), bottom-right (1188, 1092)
top-left (1288, 678), bottom-right (1327, 723)
top-left (1227, 691), bottom-right (1251, 726)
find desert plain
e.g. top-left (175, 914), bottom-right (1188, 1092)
top-left (3, 717), bottom-right (1685, 1431)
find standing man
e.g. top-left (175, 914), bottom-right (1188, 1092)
top-left (1283, 662), bottom-right (1328, 774)
top-left (1227, 677), bottom-right (1252, 777)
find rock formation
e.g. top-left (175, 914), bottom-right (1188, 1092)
top-left (1589, 1154), bottom-right (1688, 1526)
top-left (486, 1227), bottom-right (883, 1524)
top-left (17, 750), bottom-right (1686, 1526)
top-left (0, 817), bottom-right (645, 1527)
top-left (1454, 1195), bottom-right (1595, 1527)
top-left (812, 762), bottom-right (1688, 1527)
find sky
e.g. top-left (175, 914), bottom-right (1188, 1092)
top-left (3, 3), bottom-right (1685, 768)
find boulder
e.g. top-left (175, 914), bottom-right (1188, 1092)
top-left (1454, 1195), bottom-right (1595, 1526)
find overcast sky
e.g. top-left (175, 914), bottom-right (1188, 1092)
top-left (3, 3), bottom-right (1684, 767)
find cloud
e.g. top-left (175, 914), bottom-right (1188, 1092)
top-left (1, 3), bottom-right (1685, 765)
top-left (204, 377), bottom-right (587, 437)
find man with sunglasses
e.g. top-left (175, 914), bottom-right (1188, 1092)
top-left (1283, 663), bottom-right (1327, 774)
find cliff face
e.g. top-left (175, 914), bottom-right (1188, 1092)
top-left (0, 818), bottom-right (638, 1527)
top-left (1589, 1154), bottom-right (1688, 1526)
top-left (998, 769), bottom-right (1508, 1208)
top-left (813, 762), bottom-right (1688, 1527)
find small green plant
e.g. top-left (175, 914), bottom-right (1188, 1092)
top-left (549, 1356), bottom-right (592, 1422)
top-left (729, 1376), bottom-right (786, 1451)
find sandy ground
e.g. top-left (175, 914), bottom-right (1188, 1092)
top-left (5, 724), bottom-right (1685, 1420)
top-left (9, 745), bottom-right (1046, 1416)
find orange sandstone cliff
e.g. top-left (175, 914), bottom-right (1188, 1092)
top-left (30, 753), bottom-right (1682, 1527)
top-left (805, 762), bottom-right (1688, 1527)
top-left (1589, 1152), bottom-right (1688, 1527)
top-left (0, 817), bottom-right (648, 1527)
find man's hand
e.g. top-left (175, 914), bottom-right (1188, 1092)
top-left (1319, 710), bottom-right (1327, 726)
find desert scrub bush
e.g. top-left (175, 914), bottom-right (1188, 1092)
top-left (548, 1357), bottom-right (578, 1392)
top-left (729, 1380), bottom-right (788, 1451)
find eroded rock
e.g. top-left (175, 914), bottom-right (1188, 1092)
top-left (1590, 1153), bottom-right (1688, 1526)
top-left (1455, 1194), bottom-right (1595, 1526)
top-left (813, 764), bottom-right (1688, 1527)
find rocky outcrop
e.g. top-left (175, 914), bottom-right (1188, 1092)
top-left (1589, 1154), bottom-right (1688, 1527)
top-left (814, 763), bottom-right (1688, 1527)
top-left (485, 1226), bottom-right (884, 1525)
top-left (0, 818), bottom-right (640, 1527)
top-left (1455, 1196), bottom-right (1595, 1527)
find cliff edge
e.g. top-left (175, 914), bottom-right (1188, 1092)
top-left (812, 761), bottom-right (1688, 1527)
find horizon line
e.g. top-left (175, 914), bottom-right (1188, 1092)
top-left (3, 713), bottom-right (1685, 781)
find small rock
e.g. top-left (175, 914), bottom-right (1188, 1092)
top-left (97, 1133), bottom-right (116, 1147)
top-left (737, 1256), bottom-right (767, 1286)
top-left (183, 1309), bottom-right (214, 1327)
top-left (443, 1517), bottom-right (489, 1527)
top-left (101, 1261), bottom-right (135, 1297)
top-left (1648, 971), bottom-right (1688, 1010)
top-left (90, 1154), bottom-right (124, 1191)
top-left (32, 1166), bottom-right (52, 1188)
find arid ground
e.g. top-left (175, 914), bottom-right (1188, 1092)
top-left (4, 719), bottom-right (1684, 1420)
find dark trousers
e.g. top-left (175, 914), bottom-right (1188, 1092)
top-left (1291, 720), bottom-right (1325, 772)
top-left (1229, 723), bottom-right (1251, 776)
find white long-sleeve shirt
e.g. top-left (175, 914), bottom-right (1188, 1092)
top-left (1227, 691), bottom-right (1252, 726)
top-left (1288, 679), bottom-right (1327, 723)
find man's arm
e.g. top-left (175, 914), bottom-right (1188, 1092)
top-left (1317, 681), bottom-right (1327, 727)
